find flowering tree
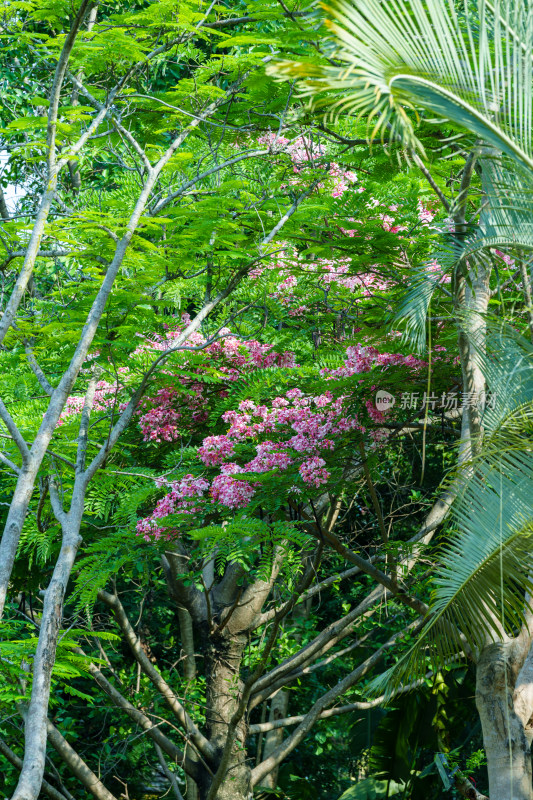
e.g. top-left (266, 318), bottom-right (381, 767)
top-left (3, 145), bottom-right (468, 800)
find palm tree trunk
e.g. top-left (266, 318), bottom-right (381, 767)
top-left (476, 641), bottom-right (533, 800)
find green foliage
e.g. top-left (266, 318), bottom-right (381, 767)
top-left (338, 778), bottom-right (406, 800)
top-left (373, 327), bottom-right (533, 692)
top-left (272, 0), bottom-right (533, 170)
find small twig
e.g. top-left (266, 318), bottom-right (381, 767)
top-left (410, 149), bottom-right (451, 213)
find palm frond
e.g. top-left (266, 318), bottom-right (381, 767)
top-left (479, 324), bottom-right (533, 431)
top-left (269, 0), bottom-right (533, 172)
top-left (391, 239), bottom-right (459, 350)
top-left (372, 326), bottom-right (533, 693)
top-left (461, 156), bottom-right (533, 257)
top-left (374, 454), bottom-right (533, 695)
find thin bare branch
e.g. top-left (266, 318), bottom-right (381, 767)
top-left (97, 590), bottom-right (215, 763)
top-left (0, 399), bottom-right (29, 464)
top-left (46, 721), bottom-right (119, 800)
top-left (153, 744), bottom-right (186, 800)
top-left (249, 675), bottom-right (428, 734)
top-left (24, 341), bottom-right (54, 396)
top-left (251, 621), bottom-right (420, 786)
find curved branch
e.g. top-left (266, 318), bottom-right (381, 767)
top-left (0, 737), bottom-right (69, 800)
top-left (24, 341), bottom-right (54, 396)
top-left (0, 399), bottom-right (30, 464)
top-left (97, 590), bottom-right (215, 764)
top-left (248, 675), bottom-right (428, 735)
top-left (46, 721), bottom-right (119, 800)
top-left (251, 621), bottom-right (420, 787)
top-left (86, 659), bottom-right (198, 779)
top-left (250, 585), bottom-right (386, 708)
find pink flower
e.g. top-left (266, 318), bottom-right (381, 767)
top-left (418, 201), bottom-right (436, 224)
top-left (365, 400), bottom-right (386, 424)
top-left (198, 435), bottom-right (235, 466)
top-left (211, 465), bottom-right (256, 508)
top-left (299, 457), bottom-right (330, 488)
top-left (136, 475), bottom-right (210, 541)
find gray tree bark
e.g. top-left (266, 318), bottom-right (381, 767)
top-left (177, 607), bottom-right (199, 800)
top-left (260, 689), bottom-right (289, 789)
top-left (200, 631), bottom-right (251, 800)
top-left (477, 638), bottom-right (533, 800)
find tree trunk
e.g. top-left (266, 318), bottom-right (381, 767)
top-left (260, 689), bottom-right (289, 789)
top-left (200, 630), bottom-right (251, 800)
top-left (476, 642), bottom-right (533, 800)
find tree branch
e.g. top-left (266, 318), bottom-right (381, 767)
top-left (254, 564), bottom-right (366, 628)
top-left (0, 449), bottom-right (21, 475)
top-left (250, 585), bottom-right (386, 708)
top-left (248, 675), bottom-right (428, 734)
top-left (153, 744), bottom-right (185, 800)
top-left (202, 10), bottom-right (311, 29)
top-left (46, 720), bottom-right (119, 800)
top-left (251, 621), bottom-right (420, 786)
top-left (0, 399), bottom-right (30, 464)
top-left (0, 0), bottom-right (95, 348)
top-left (97, 590), bottom-right (215, 764)
top-left (24, 341), bottom-right (54, 396)
top-left (410, 149), bottom-right (451, 213)
top-left (205, 546), bottom-right (323, 800)
top-left (86, 658), bottom-right (198, 778)
top-left (0, 736), bottom-right (70, 800)
top-left (251, 485), bottom-right (458, 703)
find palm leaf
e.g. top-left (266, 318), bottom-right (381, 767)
top-left (479, 324), bottom-right (533, 431)
top-left (371, 327), bottom-right (533, 693)
top-left (461, 156), bottom-right (533, 258)
top-left (269, 0), bottom-right (533, 172)
top-left (391, 238), bottom-right (461, 351)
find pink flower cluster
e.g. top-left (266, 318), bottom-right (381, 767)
top-left (137, 386), bottom-right (187, 443)
top-left (299, 457), bottom-right (330, 488)
top-left (257, 133), bottom-right (324, 164)
top-left (263, 249), bottom-right (393, 310)
top-left (198, 435), bottom-right (236, 466)
top-left (426, 259), bottom-right (451, 285)
top-left (494, 249), bottom-right (515, 267)
top-left (58, 376), bottom-right (127, 425)
top-left (246, 441), bottom-right (294, 473)
top-left (210, 464), bottom-right (257, 509)
top-left (138, 382), bottom-right (365, 539)
top-left (257, 133), bottom-right (359, 198)
top-left (381, 214), bottom-right (407, 234)
top-left (136, 326), bottom-right (296, 443)
top-left (219, 389), bottom-right (358, 454)
top-left (136, 474), bottom-right (209, 541)
top-left (365, 399), bottom-right (386, 424)
top-left (136, 338), bottom-right (437, 540)
top-left (323, 344), bottom-right (427, 378)
top-left (57, 320), bottom-right (296, 443)
top-left (418, 201), bottom-right (437, 224)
